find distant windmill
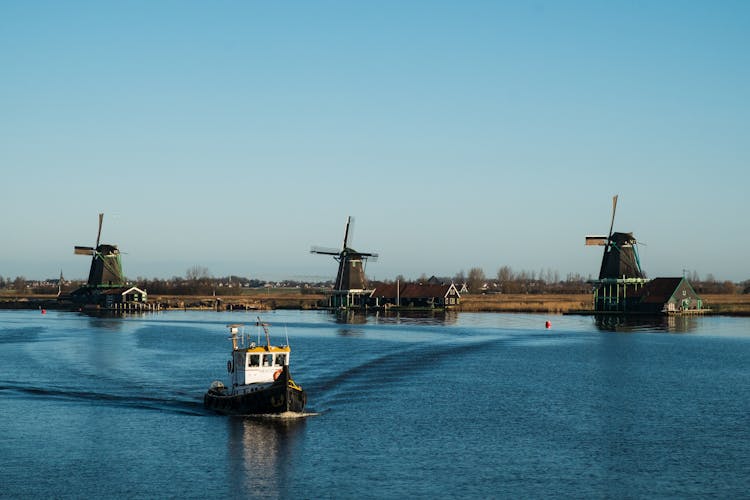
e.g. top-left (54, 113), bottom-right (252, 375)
top-left (585, 195), bottom-right (645, 280)
top-left (311, 216), bottom-right (378, 291)
top-left (74, 213), bottom-right (125, 287)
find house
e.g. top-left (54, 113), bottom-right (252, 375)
top-left (64, 285), bottom-right (149, 310)
top-left (99, 286), bottom-right (148, 308)
top-left (631, 277), bottom-right (703, 314)
top-left (370, 283), bottom-right (460, 309)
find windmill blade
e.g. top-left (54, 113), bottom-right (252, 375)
top-left (364, 253), bottom-right (379, 263)
top-left (74, 246), bottom-right (95, 255)
top-left (585, 236), bottom-right (608, 246)
top-left (310, 246), bottom-right (341, 255)
top-left (96, 213), bottom-right (104, 248)
top-left (343, 216), bottom-right (354, 249)
top-left (607, 195), bottom-right (618, 241)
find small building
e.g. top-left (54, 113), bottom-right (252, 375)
top-left (100, 286), bottom-right (148, 309)
top-left (63, 285), bottom-right (150, 311)
top-left (370, 283), bottom-right (460, 309)
top-left (631, 277), bottom-right (703, 314)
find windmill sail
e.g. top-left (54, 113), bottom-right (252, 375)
top-left (74, 213), bottom-right (126, 287)
top-left (311, 216), bottom-right (378, 291)
top-left (599, 232), bottom-right (643, 279)
top-left (586, 196), bottom-right (645, 280)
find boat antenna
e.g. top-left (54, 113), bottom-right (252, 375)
top-left (257, 316), bottom-right (271, 349)
top-left (284, 324), bottom-right (289, 347)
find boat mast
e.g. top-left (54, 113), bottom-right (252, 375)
top-left (257, 317), bottom-right (271, 349)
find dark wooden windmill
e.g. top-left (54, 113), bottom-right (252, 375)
top-left (74, 213), bottom-right (125, 288)
top-left (585, 196), bottom-right (647, 312)
top-left (585, 195), bottom-right (644, 280)
top-left (311, 216), bottom-right (378, 308)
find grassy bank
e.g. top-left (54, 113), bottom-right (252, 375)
top-left (2, 289), bottom-right (749, 315)
top-left (701, 294), bottom-right (750, 315)
top-left (458, 294), bottom-right (592, 313)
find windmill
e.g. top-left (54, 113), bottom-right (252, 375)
top-left (585, 195), bottom-right (645, 280)
top-left (311, 216), bottom-right (378, 292)
top-left (74, 213), bottom-right (125, 287)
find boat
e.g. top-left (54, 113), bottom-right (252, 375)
top-left (204, 318), bottom-right (306, 415)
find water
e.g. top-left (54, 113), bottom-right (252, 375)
top-left (2, 309), bottom-right (749, 498)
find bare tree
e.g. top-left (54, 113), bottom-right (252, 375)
top-left (497, 265), bottom-right (513, 283)
top-left (13, 276), bottom-right (27, 294)
top-left (186, 266), bottom-right (210, 281)
top-left (467, 267), bottom-right (486, 293)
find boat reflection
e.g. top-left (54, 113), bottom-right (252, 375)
top-left (226, 416), bottom-right (307, 497)
top-left (594, 314), bottom-right (699, 333)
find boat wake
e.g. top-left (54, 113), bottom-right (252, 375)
top-left (0, 383), bottom-right (206, 416)
top-left (306, 336), bottom-right (499, 410)
top-left (233, 411), bottom-right (318, 420)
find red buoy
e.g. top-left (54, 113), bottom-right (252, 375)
top-left (41, 309), bottom-right (46, 314)
top-left (545, 320), bottom-right (551, 329)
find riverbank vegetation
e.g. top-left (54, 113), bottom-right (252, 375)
top-left (1, 267), bottom-right (748, 314)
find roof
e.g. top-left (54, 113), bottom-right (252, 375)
top-left (401, 283), bottom-right (456, 298)
top-left (100, 286), bottom-right (146, 296)
top-left (371, 283), bottom-right (400, 298)
top-left (370, 283), bottom-right (459, 299)
top-left (634, 277), bottom-right (685, 304)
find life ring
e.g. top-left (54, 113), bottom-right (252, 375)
top-left (227, 360), bottom-right (233, 373)
top-left (273, 369), bottom-right (283, 381)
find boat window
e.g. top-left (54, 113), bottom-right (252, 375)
top-left (248, 355), bottom-right (260, 367)
top-left (275, 354), bottom-right (287, 366)
top-left (262, 354), bottom-right (273, 367)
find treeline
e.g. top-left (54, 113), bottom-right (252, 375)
top-left (386, 267), bottom-right (595, 294)
top-left (1, 268), bottom-right (749, 296)
top-left (386, 265), bottom-right (750, 295)
top-left (135, 276), bottom-right (264, 296)
top-left (0, 273), bottom-right (332, 296)
top-left (134, 276), bottom-right (330, 296)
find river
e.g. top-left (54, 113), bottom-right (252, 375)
top-left (1, 309), bottom-right (749, 498)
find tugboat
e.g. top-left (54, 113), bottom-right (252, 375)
top-left (204, 318), bottom-right (306, 415)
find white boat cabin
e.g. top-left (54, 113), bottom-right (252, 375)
top-left (226, 324), bottom-right (291, 390)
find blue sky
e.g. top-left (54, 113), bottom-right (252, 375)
top-left (1, 1), bottom-right (748, 282)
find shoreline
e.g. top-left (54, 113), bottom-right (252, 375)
top-left (1, 292), bottom-right (748, 316)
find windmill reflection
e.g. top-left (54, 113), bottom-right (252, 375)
top-left (594, 314), bottom-right (698, 333)
top-left (373, 310), bottom-right (458, 326)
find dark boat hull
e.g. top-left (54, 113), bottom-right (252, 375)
top-left (204, 366), bottom-right (306, 415)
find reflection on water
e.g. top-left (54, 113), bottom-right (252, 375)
top-left (333, 309), bottom-right (458, 326)
top-left (226, 416), bottom-right (307, 497)
top-left (81, 310), bottom-right (160, 329)
top-left (375, 310), bottom-right (458, 326)
top-left (594, 314), bottom-right (699, 333)
top-left (84, 314), bottom-right (125, 331)
top-left (333, 310), bottom-right (368, 324)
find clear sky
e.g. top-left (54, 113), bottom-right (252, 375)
top-left (1, 1), bottom-right (748, 282)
